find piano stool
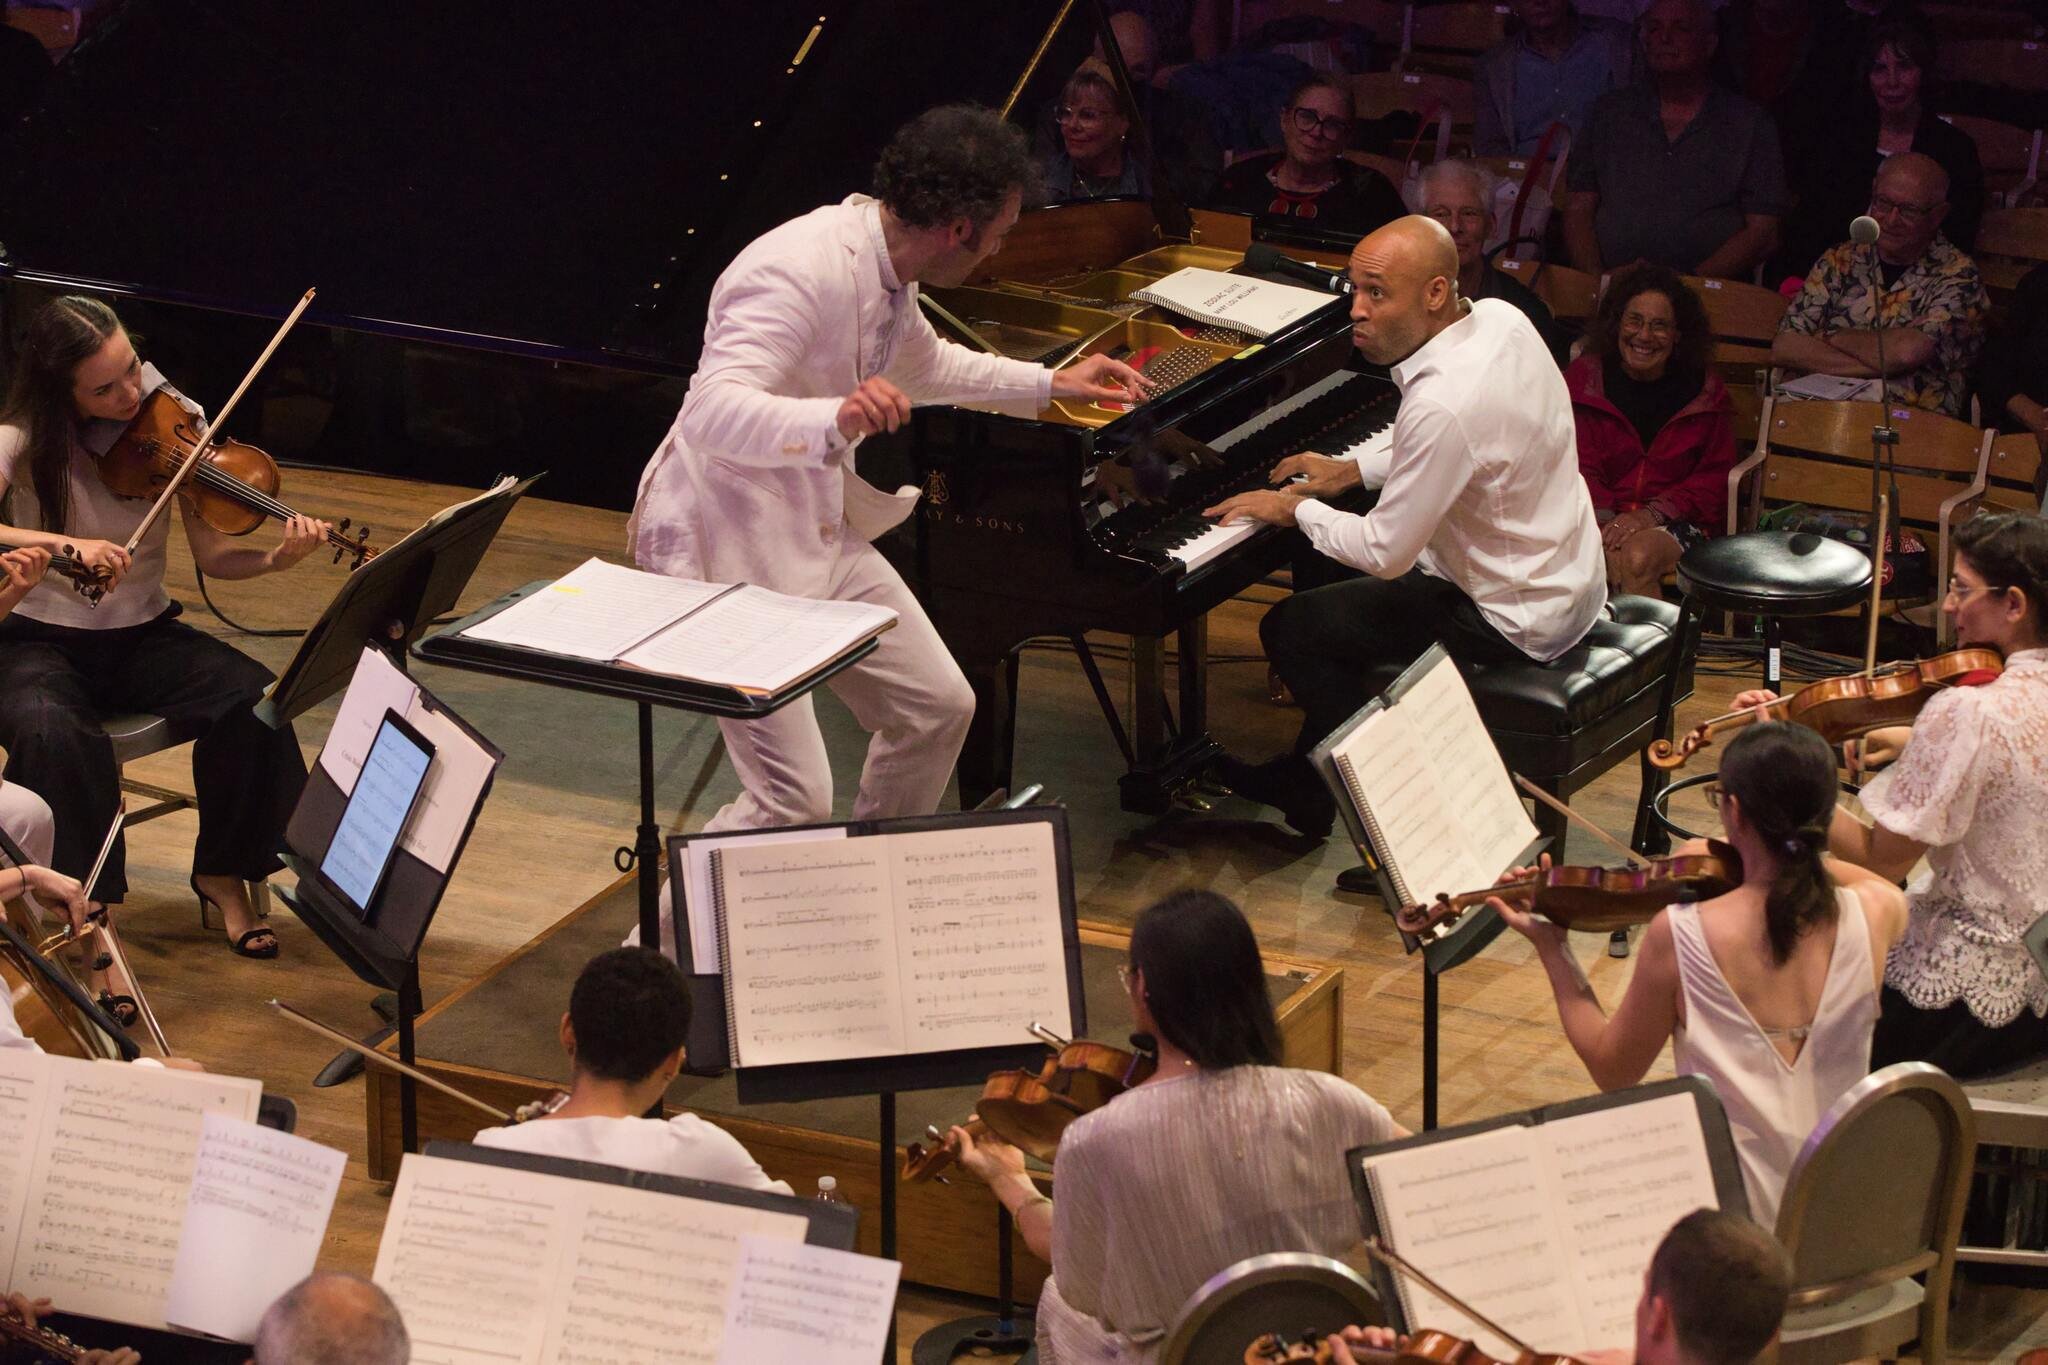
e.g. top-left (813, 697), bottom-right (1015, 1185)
top-left (1357, 595), bottom-right (1696, 854)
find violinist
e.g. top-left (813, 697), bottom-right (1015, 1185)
top-left (1328, 1210), bottom-right (1791, 1365)
top-left (1735, 512), bottom-right (2048, 1077)
top-left (946, 891), bottom-right (1404, 1365)
top-left (1495, 723), bottom-right (1906, 1225)
top-left (0, 546), bottom-right (92, 951)
top-left (0, 296), bottom-right (325, 962)
top-left (468, 948), bottom-right (789, 1192)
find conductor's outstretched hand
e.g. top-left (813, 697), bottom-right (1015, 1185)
top-left (1051, 354), bottom-right (1156, 405)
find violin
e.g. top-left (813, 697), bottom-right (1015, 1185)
top-left (0, 537), bottom-right (112, 607)
top-left (1247, 1327), bottom-right (1589, 1365)
top-left (99, 389), bottom-right (378, 566)
top-left (1648, 649), bottom-right (2002, 769)
top-left (0, 810), bottom-right (149, 1060)
top-left (902, 1025), bottom-right (1158, 1179)
top-left (1396, 843), bottom-right (1742, 944)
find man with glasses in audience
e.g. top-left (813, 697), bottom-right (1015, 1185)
top-left (1210, 77), bottom-right (1404, 237)
top-left (1771, 151), bottom-right (1987, 417)
top-left (1415, 160), bottom-right (1568, 365)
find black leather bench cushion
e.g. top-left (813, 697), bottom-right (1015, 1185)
top-left (1676, 531), bottom-right (1872, 615)
top-left (1357, 596), bottom-right (1688, 773)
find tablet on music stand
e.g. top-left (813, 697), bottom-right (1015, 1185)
top-left (312, 710), bottom-right (435, 926)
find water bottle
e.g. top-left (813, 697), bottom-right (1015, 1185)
top-left (815, 1175), bottom-right (846, 1203)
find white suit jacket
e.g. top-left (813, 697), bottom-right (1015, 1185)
top-left (628, 196), bottom-right (1054, 597)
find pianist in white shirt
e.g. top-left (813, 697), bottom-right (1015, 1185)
top-left (1204, 215), bottom-right (1605, 840)
top-left (470, 947), bottom-right (790, 1194)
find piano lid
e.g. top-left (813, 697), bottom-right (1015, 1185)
top-left (0, 0), bottom-right (1160, 371)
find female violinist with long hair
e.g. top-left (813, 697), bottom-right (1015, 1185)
top-left (1734, 511), bottom-right (2048, 1077)
top-left (947, 890), bottom-right (1405, 1365)
top-left (1496, 722), bottom-right (1906, 1224)
top-left (0, 295), bottom-right (328, 963)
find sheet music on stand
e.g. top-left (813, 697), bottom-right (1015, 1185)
top-left (1349, 1078), bottom-right (1748, 1359)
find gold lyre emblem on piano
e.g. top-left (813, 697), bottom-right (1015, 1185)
top-left (923, 471), bottom-right (951, 506)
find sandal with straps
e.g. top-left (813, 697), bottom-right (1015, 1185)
top-left (95, 991), bottom-right (140, 1029)
top-left (194, 876), bottom-right (280, 959)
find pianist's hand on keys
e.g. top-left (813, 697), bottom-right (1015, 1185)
top-left (1203, 487), bottom-right (1305, 528)
top-left (1268, 451), bottom-right (1362, 500)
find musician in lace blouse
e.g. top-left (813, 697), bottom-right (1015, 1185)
top-left (1741, 513), bottom-right (2048, 1077)
top-left (944, 891), bottom-right (1404, 1365)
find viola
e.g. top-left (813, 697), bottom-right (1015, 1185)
top-left (1396, 843), bottom-right (1742, 944)
top-left (100, 389), bottom-right (379, 566)
top-left (1246, 1328), bottom-right (1590, 1365)
top-left (1648, 649), bottom-right (2002, 769)
top-left (0, 537), bottom-right (112, 607)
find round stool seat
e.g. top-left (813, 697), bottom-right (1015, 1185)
top-left (1676, 531), bottom-right (1873, 617)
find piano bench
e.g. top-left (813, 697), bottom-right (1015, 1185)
top-left (1358, 596), bottom-right (1694, 850)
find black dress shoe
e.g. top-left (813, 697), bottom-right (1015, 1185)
top-left (1212, 753), bottom-right (1335, 839)
top-left (1335, 865), bottom-right (1380, 896)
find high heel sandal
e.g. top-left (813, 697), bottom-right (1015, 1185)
top-left (192, 875), bottom-right (279, 959)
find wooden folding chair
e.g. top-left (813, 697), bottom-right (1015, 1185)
top-left (1938, 38), bottom-right (2048, 94)
top-left (1682, 272), bottom-right (1788, 381)
top-left (1973, 206), bottom-right (2048, 300)
top-left (1347, 70), bottom-right (1475, 126)
top-left (1939, 114), bottom-right (2042, 204)
top-left (1492, 256), bottom-right (1600, 323)
top-left (1396, 0), bottom-right (1510, 76)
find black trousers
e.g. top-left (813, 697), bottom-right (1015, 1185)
top-left (1870, 984), bottom-right (2048, 1080)
top-left (0, 607), bottom-right (305, 901)
top-left (1264, 563), bottom-right (1534, 755)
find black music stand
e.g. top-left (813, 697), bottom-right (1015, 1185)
top-left (411, 588), bottom-right (881, 951)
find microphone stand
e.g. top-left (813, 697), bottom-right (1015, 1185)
top-left (1863, 238), bottom-right (1900, 674)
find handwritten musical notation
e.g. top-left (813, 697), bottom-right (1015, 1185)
top-left (715, 820), bottom-right (1073, 1068)
top-left (373, 1153), bottom-right (808, 1365)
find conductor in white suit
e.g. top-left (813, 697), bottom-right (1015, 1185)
top-left (629, 105), bottom-right (1151, 838)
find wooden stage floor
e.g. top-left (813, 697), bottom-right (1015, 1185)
top-left (24, 467), bottom-right (2042, 1359)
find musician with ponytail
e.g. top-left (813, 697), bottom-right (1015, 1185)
top-left (0, 295), bottom-right (327, 963)
top-left (1494, 722), bottom-right (1907, 1224)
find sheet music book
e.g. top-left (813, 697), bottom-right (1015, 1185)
top-left (1775, 373), bottom-right (1881, 403)
top-left (1312, 647), bottom-right (1538, 910)
top-left (458, 557), bottom-right (897, 695)
top-left (710, 820), bottom-right (1074, 1069)
top-left (1352, 1082), bottom-right (1740, 1359)
top-left (0, 1054), bottom-right (343, 1339)
top-left (373, 1150), bottom-right (816, 1365)
top-left (1129, 267), bottom-right (1333, 337)
top-left (718, 1235), bottom-right (901, 1365)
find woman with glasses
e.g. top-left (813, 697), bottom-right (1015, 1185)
top-left (1496, 722), bottom-right (1908, 1225)
top-left (943, 890), bottom-right (1403, 1365)
top-left (1043, 64), bottom-right (1150, 204)
top-left (1208, 77), bottom-right (1404, 236)
top-left (1735, 512), bottom-right (2048, 1078)
top-left (1566, 263), bottom-right (1736, 598)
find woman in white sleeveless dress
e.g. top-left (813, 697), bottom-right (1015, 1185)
top-left (1495, 723), bottom-right (1909, 1225)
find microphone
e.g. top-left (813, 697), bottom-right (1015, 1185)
top-left (1243, 243), bottom-right (1349, 294)
top-left (1850, 215), bottom-right (1880, 246)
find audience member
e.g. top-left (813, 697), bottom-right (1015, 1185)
top-left (1772, 152), bottom-right (1986, 418)
top-left (1499, 721), bottom-right (1908, 1225)
top-left (251, 1273), bottom-right (408, 1365)
top-left (1473, 0), bottom-right (1636, 158)
top-left (1415, 159), bottom-right (1567, 362)
top-left (1565, 0), bottom-right (1787, 280)
top-left (1043, 65), bottom-right (1151, 203)
top-left (1107, 0), bottom-right (1227, 73)
top-left (469, 948), bottom-right (790, 1192)
top-left (1209, 77), bottom-right (1403, 236)
top-left (1777, 19), bottom-right (1983, 279)
top-left (1098, 11), bottom-right (1223, 204)
top-left (1980, 263), bottom-right (2048, 471)
top-left (1714, 0), bottom-right (1825, 111)
top-left (1331, 1209), bottom-right (1792, 1365)
top-left (1568, 264), bottom-right (1738, 596)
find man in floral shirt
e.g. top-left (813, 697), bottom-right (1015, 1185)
top-left (1771, 152), bottom-right (1986, 418)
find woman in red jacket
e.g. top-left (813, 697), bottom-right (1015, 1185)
top-left (1567, 264), bottom-right (1738, 598)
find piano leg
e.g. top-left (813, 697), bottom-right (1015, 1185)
top-left (1178, 617), bottom-right (1208, 741)
top-left (1116, 630), bottom-right (1222, 815)
top-left (955, 650), bottom-right (1020, 811)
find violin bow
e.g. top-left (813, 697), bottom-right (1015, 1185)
top-left (77, 803), bottom-right (172, 1056)
top-left (123, 287), bottom-right (317, 556)
top-left (1361, 1236), bottom-right (1538, 1359)
top-left (1512, 775), bottom-right (1647, 869)
top-left (267, 998), bottom-right (512, 1121)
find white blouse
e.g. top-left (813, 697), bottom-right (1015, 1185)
top-left (1861, 649), bottom-right (2048, 1027)
top-left (1037, 1066), bottom-right (1397, 1365)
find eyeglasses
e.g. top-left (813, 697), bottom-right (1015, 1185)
top-left (1287, 106), bottom-right (1352, 139)
top-left (1945, 578), bottom-right (2007, 602)
top-left (1870, 193), bottom-right (1942, 225)
top-left (1704, 781), bottom-right (1723, 810)
top-left (1116, 962), bottom-right (1136, 992)
top-left (1055, 104), bottom-right (1112, 129)
top-left (1620, 313), bottom-right (1674, 337)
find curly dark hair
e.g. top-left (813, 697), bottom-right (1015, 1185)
top-left (872, 104), bottom-right (1039, 235)
top-left (1587, 262), bottom-right (1713, 380)
top-left (1954, 511), bottom-right (2048, 635)
top-left (568, 947), bottom-right (692, 1083)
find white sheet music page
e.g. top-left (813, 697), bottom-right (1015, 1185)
top-left (1538, 1094), bottom-right (1720, 1346)
top-left (681, 828), bottom-right (849, 974)
top-left (0, 1049), bottom-right (46, 1284)
top-left (1360, 1126), bottom-right (1590, 1356)
top-left (401, 702), bottom-right (497, 873)
top-left (619, 585), bottom-right (896, 693)
top-left (892, 821), bottom-right (1071, 1053)
top-left (164, 1114), bottom-right (347, 1342)
top-left (317, 645), bottom-right (421, 792)
top-left (1398, 654), bottom-right (1537, 894)
top-left (718, 1236), bottom-right (901, 1365)
top-left (716, 839), bottom-right (906, 1067)
top-left (8, 1059), bottom-right (261, 1330)
top-left (460, 558), bottom-right (729, 661)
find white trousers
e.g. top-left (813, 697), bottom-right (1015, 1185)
top-left (632, 543), bottom-right (975, 958)
top-left (0, 779), bottom-right (58, 924)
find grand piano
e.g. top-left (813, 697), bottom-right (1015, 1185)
top-left (0, 0), bottom-right (1396, 812)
